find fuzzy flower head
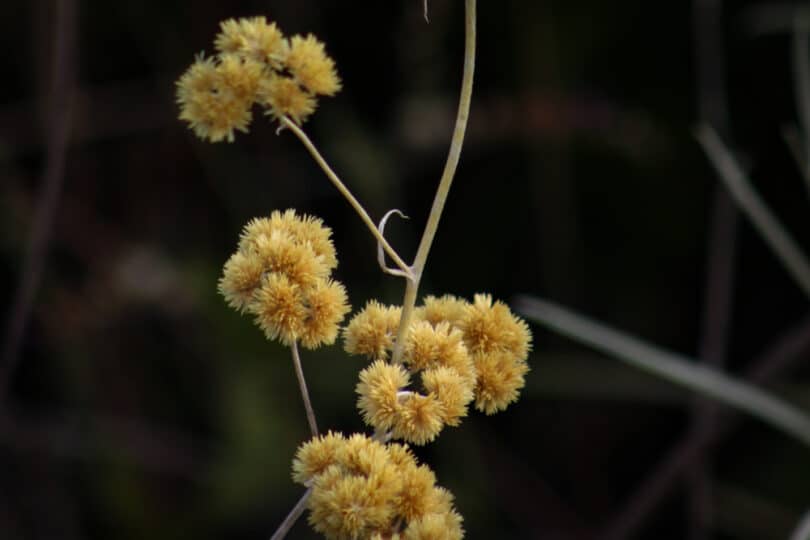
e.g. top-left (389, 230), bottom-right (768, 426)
top-left (351, 293), bottom-right (532, 442)
top-left (343, 301), bottom-right (403, 361)
top-left (176, 54), bottom-right (262, 143)
top-left (177, 17), bottom-right (340, 141)
top-left (218, 209), bottom-right (349, 349)
top-left (353, 320), bottom-right (476, 445)
top-left (292, 432), bottom-right (464, 539)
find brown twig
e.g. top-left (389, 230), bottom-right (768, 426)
top-left (688, 0), bottom-right (736, 537)
top-left (0, 0), bottom-right (77, 407)
top-left (601, 313), bottom-right (810, 540)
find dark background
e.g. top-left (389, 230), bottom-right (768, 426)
top-left (1, 0), bottom-right (809, 538)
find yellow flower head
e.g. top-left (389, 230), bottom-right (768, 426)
top-left (286, 34), bottom-right (342, 96)
top-left (253, 230), bottom-right (327, 288)
top-left (259, 75), bottom-right (317, 125)
top-left (356, 360), bottom-right (410, 431)
top-left (251, 273), bottom-right (305, 345)
top-left (415, 294), bottom-right (468, 327)
top-left (177, 17), bottom-right (341, 140)
top-left (221, 210), bottom-right (349, 348)
top-left (214, 16), bottom-right (289, 68)
top-left (473, 350), bottom-right (530, 415)
top-left (343, 301), bottom-right (402, 360)
top-left (421, 366), bottom-right (473, 427)
top-left (176, 55), bottom-right (260, 143)
top-left (391, 392), bottom-right (445, 445)
top-left (292, 430), bottom-right (346, 484)
top-left (239, 209), bottom-right (337, 271)
top-left (299, 279), bottom-right (350, 349)
top-left (218, 250), bottom-right (265, 313)
top-left (292, 433), bottom-right (465, 539)
top-left (459, 293), bottom-right (532, 359)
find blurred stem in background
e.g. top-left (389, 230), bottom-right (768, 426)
top-left (696, 125), bottom-right (810, 299)
top-left (515, 296), bottom-right (810, 447)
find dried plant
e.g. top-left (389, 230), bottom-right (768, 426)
top-left (174, 3), bottom-right (531, 538)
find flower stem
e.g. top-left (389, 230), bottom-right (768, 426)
top-left (281, 116), bottom-right (414, 280)
top-left (391, 0), bottom-right (476, 364)
top-left (696, 125), bottom-right (810, 299)
top-left (269, 487), bottom-right (312, 540)
top-left (290, 341), bottom-right (318, 437)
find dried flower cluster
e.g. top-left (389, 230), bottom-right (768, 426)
top-left (176, 16), bottom-right (341, 142)
top-left (345, 294), bottom-right (531, 444)
top-left (293, 432), bottom-right (463, 540)
top-left (219, 209), bottom-right (349, 349)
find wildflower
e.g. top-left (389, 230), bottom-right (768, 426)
top-left (214, 16), bottom-right (289, 68)
top-left (343, 301), bottom-right (402, 360)
top-left (473, 350), bottom-right (530, 414)
top-left (421, 366), bottom-right (473, 426)
top-left (357, 360), bottom-right (410, 431)
top-left (391, 392), bottom-right (445, 445)
top-left (292, 433), bottom-right (465, 539)
top-left (253, 230), bottom-right (327, 288)
top-left (220, 210), bottom-right (349, 349)
top-left (252, 273), bottom-right (305, 345)
top-left (292, 430), bottom-right (346, 484)
top-left (299, 279), bottom-right (350, 349)
top-left (218, 250), bottom-right (265, 313)
top-left (286, 34), bottom-right (342, 96)
top-left (239, 209), bottom-right (337, 271)
top-left (259, 75), bottom-right (317, 124)
top-left (176, 55), bottom-right (258, 143)
top-left (459, 293), bottom-right (532, 359)
top-left (415, 294), bottom-right (467, 327)
top-left (177, 17), bottom-right (341, 141)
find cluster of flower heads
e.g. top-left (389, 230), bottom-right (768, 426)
top-left (176, 16), bottom-right (341, 142)
top-left (218, 209), bottom-right (350, 349)
top-left (344, 294), bottom-right (531, 445)
top-left (294, 432), bottom-right (463, 540)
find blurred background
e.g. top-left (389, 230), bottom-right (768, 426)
top-left (1, 0), bottom-right (809, 538)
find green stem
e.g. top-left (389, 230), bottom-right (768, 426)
top-left (391, 0), bottom-right (476, 364)
top-left (281, 116), bottom-right (414, 280)
top-left (515, 295), bottom-right (810, 447)
top-left (696, 125), bottom-right (810, 299)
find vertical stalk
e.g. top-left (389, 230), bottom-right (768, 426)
top-left (391, 0), bottom-right (477, 364)
top-left (290, 341), bottom-right (318, 437)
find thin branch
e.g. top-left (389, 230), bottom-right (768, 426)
top-left (280, 116), bottom-right (414, 280)
top-left (391, 0), bottom-right (476, 364)
top-left (696, 124), bottom-right (810, 299)
top-left (0, 0), bottom-right (76, 407)
top-left (598, 313), bottom-right (810, 540)
top-left (690, 0), bottom-right (735, 535)
top-left (515, 296), bottom-right (810, 447)
top-left (290, 341), bottom-right (318, 438)
top-left (269, 488), bottom-right (312, 540)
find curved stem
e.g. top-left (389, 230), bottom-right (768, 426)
top-left (290, 341), bottom-right (318, 437)
top-left (281, 116), bottom-right (414, 280)
top-left (269, 487), bottom-right (312, 540)
top-left (391, 0), bottom-right (476, 364)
